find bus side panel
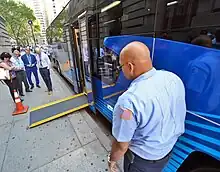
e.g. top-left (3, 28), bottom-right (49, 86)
top-left (163, 111), bottom-right (220, 172)
top-left (153, 39), bottom-right (220, 117)
top-left (152, 39), bottom-right (220, 169)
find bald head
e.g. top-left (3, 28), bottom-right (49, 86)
top-left (14, 50), bottom-right (20, 58)
top-left (119, 41), bottom-right (153, 80)
top-left (35, 47), bottom-right (41, 54)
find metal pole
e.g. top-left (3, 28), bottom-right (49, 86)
top-left (28, 20), bottom-right (36, 46)
top-left (30, 24), bottom-right (36, 46)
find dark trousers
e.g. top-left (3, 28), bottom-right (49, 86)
top-left (39, 68), bottom-right (52, 91)
top-left (26, 67), bottom-right (40, 86)
top-left (16, 70), bottom-right (29, 94)
top-left (124, 150), bottom-right (170, 172)
top-left (4, 78), bottom-right (18, 102)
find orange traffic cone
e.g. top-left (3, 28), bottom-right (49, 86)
top-left (12, 90), bottom-right (29, 116)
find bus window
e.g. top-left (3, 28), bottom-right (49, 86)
top-left (155, 0), bottom-right (220, 49)
top-left (154, 0), bottom-right (220, 115)
top-left (97, 1), bottom-right (123, 85)
top-left (57, 43), bottom-right (62, 50)
top-left (96, 47), bottom-right (120, 85)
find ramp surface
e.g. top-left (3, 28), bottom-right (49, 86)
top-left (29, 93), bottom-right (88, 128)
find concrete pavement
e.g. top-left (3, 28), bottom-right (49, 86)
top-left (0, 70), bottom-right (122, 172)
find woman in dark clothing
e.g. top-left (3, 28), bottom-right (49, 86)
top-left (0, 52), bottom-right (20, 102)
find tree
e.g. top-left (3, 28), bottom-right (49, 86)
top-left (46, 9), bottom-right (67, 44)
top-left (0, 0), bottom-right (41, 45)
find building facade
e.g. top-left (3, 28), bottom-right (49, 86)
top-left (0, 16), bottom-right (11, 53)
top-left (32, 0), bottom-right (48, 45)
top-left (45, 0), bottom-right (70, 25)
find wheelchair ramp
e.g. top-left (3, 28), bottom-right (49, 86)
top-left (29, 93), bottom-right (89, 128)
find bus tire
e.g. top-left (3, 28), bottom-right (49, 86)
top-left (56, 61), bottom-right (61, 74)
top-left (177, 151), bottom-right (220, 172)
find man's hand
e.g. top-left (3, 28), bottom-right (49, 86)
top-left (108, 161), bottom-right (117, 172)
top-left (108, 153), bottom-right (118, 172)
top-left (11, 66), bottom-right (16, 70)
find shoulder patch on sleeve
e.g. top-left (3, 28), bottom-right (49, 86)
top-left (120, 108), bottom-right (133, 120)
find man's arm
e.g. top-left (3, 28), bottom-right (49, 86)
top-left (110, 139), bottom-right (129, 162)
top-left (45, 53), bottom-right (51, 69)
top-left (21, 55), bottom-right (31, 68)
top-left (110, 107), bottom-right (136, 162)
top-left (108, 101), bottom-right (137, 172)
top-left (108, 97), bottom-right (137, 171)
top-left (10, 57), bottom-right (16, 66)
top-left (31, 54), bottom-right (37, 66)
top-left (21, 55), bottom-right (27, 67)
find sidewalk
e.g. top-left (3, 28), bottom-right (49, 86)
top-left (0, 70), bottom-right (122, 172)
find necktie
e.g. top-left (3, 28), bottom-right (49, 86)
top-left (39, 54), bottom-right (43, 67)
top-left (27, 55), bottom-right (31, 65)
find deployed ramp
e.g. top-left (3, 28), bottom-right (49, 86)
top-left (29, 93), bottom-right (89, 128)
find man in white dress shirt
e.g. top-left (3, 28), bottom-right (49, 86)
top-left (35, 47), bottom-right (53, 95)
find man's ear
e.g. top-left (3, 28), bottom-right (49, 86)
top-left (128, 62), bottom-right (134, 72)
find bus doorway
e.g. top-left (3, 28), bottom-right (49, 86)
top-left (72, 26), bottom-right (85, 93)
top-left (72, 17), bottom-right (93, 95)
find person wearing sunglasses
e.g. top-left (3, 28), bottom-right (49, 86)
top-left (108, 42), bottom-right (186, 172)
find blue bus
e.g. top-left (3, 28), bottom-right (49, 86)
top-left (47, 0), bottom-right (220, 171)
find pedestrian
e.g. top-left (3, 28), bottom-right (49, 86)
top-left (21, 47), bottom-right (40, 89)
top-left (11, 50), bottom-right (32, 96)
top-left (108, 42), bottom-right (186, 172)
top-left (0, 52), bottom-right (22, 102)
top-left (35, 47), bottom-right (53, 95)
top-left (20, 47), bottom-right (26, 56)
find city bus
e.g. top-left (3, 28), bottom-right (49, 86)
top-left (46, 0), bottom-right (220, 171)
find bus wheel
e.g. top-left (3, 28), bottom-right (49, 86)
top-left (177, 151), bottom-right (220, 172)
top-left (56, 61), bottom-right (61, 74)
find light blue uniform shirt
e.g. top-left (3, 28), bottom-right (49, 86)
top-left (11, 56), bottom-right (25, 70)
top-left (112, 68), bottom-right (186, 160)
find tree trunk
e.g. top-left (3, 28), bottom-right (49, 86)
top-left (15, 38), bottom-right (19, 46)
top-left (27, 39), bottom-right (29, 46)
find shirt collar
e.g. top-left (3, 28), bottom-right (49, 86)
top-left (130, 67), bottom-right (156, 87)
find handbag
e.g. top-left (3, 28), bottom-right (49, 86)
top-left (0, 67), bottom-right (10, 80)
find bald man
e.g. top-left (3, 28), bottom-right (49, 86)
top-left (108, 42), bottom-right (186, 172)
top-left (35, 48), bottom-right (53, 95)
